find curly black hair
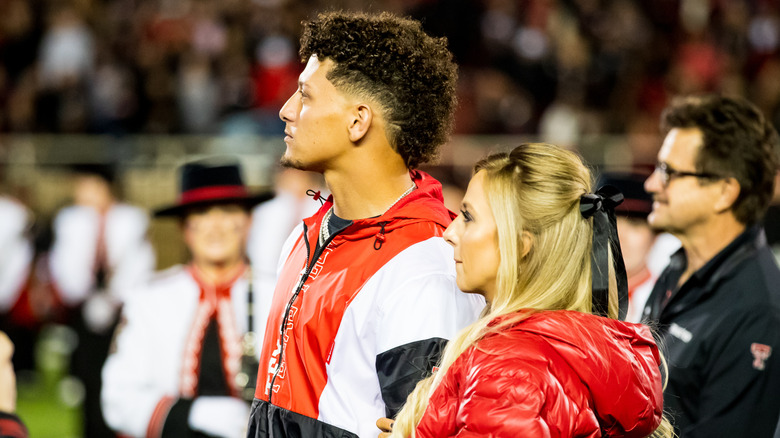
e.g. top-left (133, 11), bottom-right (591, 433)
top-left (661, 95), bottom-right (780, 225)
top-left (299, 11), bottom-right (458, 169)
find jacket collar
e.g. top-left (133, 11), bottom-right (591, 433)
top-left (303, 170), bottom-right (453, 242)
top-left (662, 224), bottom-right (767, 315)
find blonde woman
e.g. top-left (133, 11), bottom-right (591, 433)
top-left (378, 143), bottom-right (672, 437)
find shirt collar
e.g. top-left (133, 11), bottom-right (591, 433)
top-left (673, 224), bottom-right (766, 291)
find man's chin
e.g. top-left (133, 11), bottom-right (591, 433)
top-left (648, 219), bottom-right (676, 235)
top-left (647, 214), bottom-right (666, 232)
top-left (280, 156), bottom-right (325, 173)
top-left (280, 156), bottom-right (306, 170)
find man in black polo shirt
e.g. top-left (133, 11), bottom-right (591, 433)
top-left (643, 95), bottom-right (780, 437)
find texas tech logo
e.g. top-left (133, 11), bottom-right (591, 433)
top-left (750, 343), bottom-right (772, 371)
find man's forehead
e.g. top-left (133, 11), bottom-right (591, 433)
top-left (660, 127), bottom-right (703, 163)
top-left (299, 55), bottom-right (334, 84)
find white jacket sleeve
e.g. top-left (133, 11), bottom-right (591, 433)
top-left (375, 238), bottom-right (485, 353)
top-left (49, 206), bottom-right (100, 306)
top-left (101, 294), bottom-right (168, 437)
top-left (49, 204), bottom-right (155, 306)
top-left (0, 198), bottom-right (32, 312)
top-left (373, 237), bottom-right (485, 416)
top-left (104, 205), bottom-right (155, 302)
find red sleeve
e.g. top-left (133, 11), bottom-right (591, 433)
top-left (0, 412), bottom-right (28, 438)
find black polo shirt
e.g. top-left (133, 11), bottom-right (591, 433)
top-left (644, 225), bottom-right (780, 437)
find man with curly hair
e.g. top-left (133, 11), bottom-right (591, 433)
top-left (246, 10), bottom-right (484, 438)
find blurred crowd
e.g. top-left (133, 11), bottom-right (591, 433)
top-left (0, 0), bottom-right (778, 154)
top-left (2, 2), bottom-right (780, 435)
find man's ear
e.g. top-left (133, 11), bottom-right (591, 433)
top-left (714, 177), bottom-right (741, 213)
top-left (348, 103), bottom-right (373, 143)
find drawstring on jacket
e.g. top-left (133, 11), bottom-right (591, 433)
top-left (307, 189), bottom-right (325, 206)
top-left (374, 222), bottom-right (388, 250)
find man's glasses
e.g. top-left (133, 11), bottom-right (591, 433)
top-left (654, 162), bottom-right (723, 186)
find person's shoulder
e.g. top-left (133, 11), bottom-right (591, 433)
top-left (379, 236), bottom-right (454, 276)
top-left (148, 265), bottom-right (190, 287)
top-left (108, 203), bottom-right (149, 222)
top-left (459, 331), bottom-right (555, 395)
top-left (127, 265), bottom-right (192, 300)
top-left (0, 197), bottom-right (28, 236)
top-left (122, 265), bottom-right (193, 312)
top-left (0, 196), bottom-right (25, 217)
top-left (470, 319), bottom-right (549, 361)
top-left (53, 204), bottom-right (98, 226)
top-left (718, 247), bottom-right (780, 306)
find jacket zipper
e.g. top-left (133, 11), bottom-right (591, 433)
top-left (268, 222), bottom-right (336, 403)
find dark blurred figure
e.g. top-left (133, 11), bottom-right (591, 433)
top-left (35, 3), bottom-right (94, 132)
top-left (48, 164), bottom-right (154, 437)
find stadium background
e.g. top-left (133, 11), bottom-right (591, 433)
top-left (1, 0), bottom-right (779, 436)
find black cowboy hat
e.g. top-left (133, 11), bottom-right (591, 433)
top-left (154, 160), bottom-right (273, 217)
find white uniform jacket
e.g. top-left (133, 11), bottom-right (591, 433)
top-left (101, 264), bottom-right (273, 438)
top-left (48, 203), bottom-right (155, 306)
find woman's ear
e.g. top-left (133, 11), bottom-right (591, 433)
top-left (348, 103), bottom-right (373, 143)
top-left (520, 231), bottom-right (533, 258)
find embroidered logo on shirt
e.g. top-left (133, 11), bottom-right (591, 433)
top-left (750, 343), bottom-right (772, 371)
top-left (669, 323), bottom-right (693, 343)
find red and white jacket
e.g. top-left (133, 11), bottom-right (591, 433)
top-left (102, 264), bottom-right (273, 437)
top-left (247, 171), bottom-right (485, 438)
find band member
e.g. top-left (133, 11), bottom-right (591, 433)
top-left (49, 164), bottom-right (155, 437)
top-left (102, 160), bottom-right (272, 437)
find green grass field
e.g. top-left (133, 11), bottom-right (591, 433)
top-left (15, 325), bottom-right (81, 438)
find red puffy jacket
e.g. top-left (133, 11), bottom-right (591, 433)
top-left (415, 310), bottom-right (664, 437)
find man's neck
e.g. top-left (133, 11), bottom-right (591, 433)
top-left (324, 161), bottom-right (414, 220)
top-left (676, 215), bottom-right (746, 281)
top-left (192, 258), bottom-right (246, 285)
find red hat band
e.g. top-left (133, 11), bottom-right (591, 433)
top-left (179, 185), bottom-right (249, 205)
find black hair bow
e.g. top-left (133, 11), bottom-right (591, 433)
top-left (580, 185), bottom-right (629, 320)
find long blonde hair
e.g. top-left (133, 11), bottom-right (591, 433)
top-left (391, 143), bottom-right (673, 437)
